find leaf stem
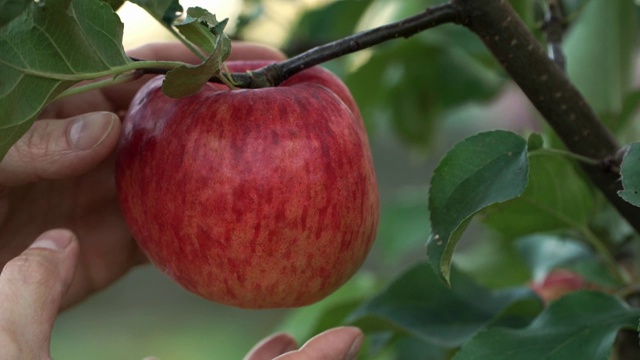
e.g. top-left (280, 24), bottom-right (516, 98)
top-left (11, 60), bottom-right (185, 82)
top-left (54, 70), bottom-right (144, 100)
top-left (529, 148), bottom-right (601, 166)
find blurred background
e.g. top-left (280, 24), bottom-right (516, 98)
top-left (50, 0), bottom-right (632, 358)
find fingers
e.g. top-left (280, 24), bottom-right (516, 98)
top-left (244, 333), bottom-right (298, 360)
top-left (274, 327), bottom-right (363, 360)
top-left (0, 229), bottom-right (79, 359)
top-left (0, 112), bottom-right (120, 187)
top-left (246, 327), bottom-right (363, 360)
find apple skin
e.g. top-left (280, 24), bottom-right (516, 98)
top-left (116, 61), bottom-right (379, 309)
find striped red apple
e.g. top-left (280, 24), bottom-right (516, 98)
top-left (116, 61), bottom-right (379, 309)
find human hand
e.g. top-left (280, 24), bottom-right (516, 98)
top-left (0, 42), bottom-right (286, 310)
top-left (0, 229), bottom-right (79, 359)
top-left (244, 327), bottom-right (363, 360)
top-left (0, 229), bottom-right (362, 359)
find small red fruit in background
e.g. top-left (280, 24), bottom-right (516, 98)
top-left (116, 61), bottom-right (379, 309)
top-left (531, 270), bottom-right (585, 303)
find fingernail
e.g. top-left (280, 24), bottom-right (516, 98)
top-left (30, 230), bottom-right (74, 251)
top-left (69, 112), bottom-right (117, 150)
top-left (346, 333), bottom-right (363, 360)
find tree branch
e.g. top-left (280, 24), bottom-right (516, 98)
top-left (450, 0), bottom-right (640, 234)
top-left (137, 3), bottom-right (459, 88)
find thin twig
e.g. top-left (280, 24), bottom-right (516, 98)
top-left (136, 3), bottom-right (459, 88)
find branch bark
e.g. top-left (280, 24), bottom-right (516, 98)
top-left (450, 0), bottom-right (640, 234)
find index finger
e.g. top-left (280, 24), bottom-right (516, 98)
top-left (101, 41), bottom-right (286, 111)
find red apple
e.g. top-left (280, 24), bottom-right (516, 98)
top-left (116, 61), bottom-right (379, 309)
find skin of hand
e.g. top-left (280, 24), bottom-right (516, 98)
top-left (0, 42), bottom-right (286, 310)
top-left (0, 229), bottom-right (364, 359)
top-left (243, 328), bottom-right (363, 360)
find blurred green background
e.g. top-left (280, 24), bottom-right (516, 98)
top-left (51, 0), bottom-right (638, 358)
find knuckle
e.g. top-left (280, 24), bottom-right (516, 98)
top-left (2, 252), bottom-right (57, 288)
top-left (13, 121), bottom-right (66, 164)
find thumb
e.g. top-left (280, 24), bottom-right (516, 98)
top-left (0, 229), bottom-right (79, 359)
top-left (0, 112), bottom-right (120, 187)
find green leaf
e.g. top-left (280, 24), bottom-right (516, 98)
top-left (392, 336), bottom-right (449, 360)
top-left (129, 0), bottom-right (183, 26)
top-left (564, 0), bottom-right (638, 123)
top-left (483, 152), bottom-right (596, 238)
top-left (618, 142), bottom-right (640, 207)
top-left (175, 7), bottom-right (219, 54)
top-left (162, 17), bottom-right (231, 98)
top-left (0, 0), bottom-right (29, 28)
top-left (454, 291), bottom-right (640, 360)
top-left (347, 263), bottom-right (542, 348)
top-left (428, 130), bottom-right (529, 282)
top-left (0, 0), bottom-right (131, 160)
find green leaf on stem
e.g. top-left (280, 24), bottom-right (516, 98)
top-left (347, 263), bottom-right (542, 348)
top-left (618, 142), bottom-right (640, 207)
top-left (162, 14), bottom-right (231, 98)
top-left (454, 291), bottom-right (640, 360)
top-left (0, 0), bottom-right (29, 28)
top-left (0, 0), bottom-right (131, 160)
top-left (128, 0), bottom-right (183, 26)
top-left (483, 152), bottom-right (596, 238)
top-left (175, 7), bottom-right (219, 53)
top-left (427, 130), bottom-right (529, 282)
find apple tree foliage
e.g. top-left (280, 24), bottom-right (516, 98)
top-left (4, 0), bottom-right (640, 358)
